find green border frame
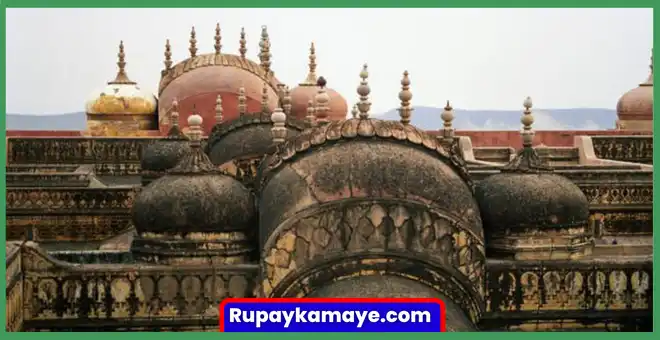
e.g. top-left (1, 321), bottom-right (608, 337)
top-left (0, 2), bottom-right (657, 335)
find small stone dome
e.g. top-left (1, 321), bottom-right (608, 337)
top-left (474, 98), bottom-right (591, 260)
top-left (131, 115), bottom-right (255, 264)
top-left (139, 107), bottom-right (190, 185)
top-left (616, 51), bottom-right (653, 125)
top-left (289, 43), bottom-right (348, 121)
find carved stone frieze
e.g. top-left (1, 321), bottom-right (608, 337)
top-left (591, 211), bottom-right (653, 236)
top-left (592, 136), bottom-right (653, 164)
top-left (580, 184), bottom-right (652, 206)
top-left (6, 188), bottom-right (137, 215)
top-left (7, 215), bottom-right (133, 242)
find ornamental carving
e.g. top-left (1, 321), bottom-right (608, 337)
top-left (261, 202), bottom-right (485, 314)
top-left (485, 260), bottom-right (652, 314)
top-left (7, 215), bottom-right (133, 242)
top-left (6, 188), bottom-right (137, 214)
top-left (580, 184), bottom-right (652, 205)
top-left (592, 136), bottom-right (653, 164)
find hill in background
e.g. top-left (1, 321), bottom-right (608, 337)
top-left (6, 107), bottom-right (617, 131)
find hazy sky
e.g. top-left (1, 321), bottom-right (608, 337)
top-left (6, 8), bottom-right (653, 115)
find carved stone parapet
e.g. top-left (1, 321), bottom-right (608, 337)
top-left (591, 136), bottom-right (653, 165)
top-left (6, 215), bottom-right (133, 242)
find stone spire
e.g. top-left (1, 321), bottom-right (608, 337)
top-left (398, 71), bottom-right (413, 125)
top-left (351, 105), bottom-right (358, 119)
top-left (261, 83), bottom-right (270, 114)
top-left (163, 39), bottom-right (172, 72)
top-left (306, 100), bottom-right (316, 126)
top-left (357, 64), bottom-right (371, 119)
top-left (271, 107), bottom-right (287, 144)
top-left (166, 99), bottom-right (185, 138)
top-left (314, 77), bottom-right (330, 124)
top-left (300, 42), bottom-right (318, 86)
top-left (501, 96), bottom-right (552, 173)
top-left (440, 101), bottom-right (455, 144)
top-left (215, 94), bottom-right (224, 124)
top-left (108, 41), bottom-right (136, 85)
top-left (259, 26), bottom-right (272, 75)
top-left (214, 23), bottom-right (222, 54)
top-left (189, 26), bottom-right (197, 58)
top-left (238, 86), bottom-right (247, 116)
top-left (282, 86), bottom-right (292, 115)
top-left (239, 27), bottom-right (247, 58)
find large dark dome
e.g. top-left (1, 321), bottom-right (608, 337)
top-left (140, 119), bottom-right (190, 185)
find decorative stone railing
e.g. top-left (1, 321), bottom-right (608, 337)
top-left (17, 243), bottom-right (258, 331)
top-left (592, 136), bottom-right (653, 165)
top-left (482, 256), bottom-right (652, 330)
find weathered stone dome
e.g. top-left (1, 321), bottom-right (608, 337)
top-left (475, 153), bottom-right (590, 232)
top-left (206, 111), bottom-right (307, 166)
top-left (131, 115), bottom-right (255, 264)
top-left (157, 27), bottom-right (281, 135)
top-left (616, 51), bottom-right (653, 129)
top-left (140, 115), bottom-right (190, 186)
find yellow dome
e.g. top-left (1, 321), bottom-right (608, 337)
top-left (85, 41), bottom-right (157, 115)
top-left (85, 82), bottom-right (157, 115)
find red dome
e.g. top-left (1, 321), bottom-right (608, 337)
top-left (289, 84), bottom-right (348, 121)
top-left (158, 53), bottom-right (281, 135)
top-left (617, 52), bottom-right (653, 123)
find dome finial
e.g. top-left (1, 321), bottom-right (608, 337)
top-left (166, 99), bottom-right (186, 139)
top-left (306, 100), bottom-right (316, 126)
top-left (215, 94), bottom-right (224, 124)
top-left (239, 27), bottom-right (247, 58)
top-left (301, 42), bottom-right (318, 86)
top-left (214, 23), bottom-right (222, 54)
top-left (521, 96), bottom-right (534, 147)
top-left (259, 25), bottom-right (272, 75)
top-left (282, 86), bottom-right (292, 115)
top-left (501, 97), bottom-right (552, 173)
top-left (314, 81), bottom-right (331, 125)
top-left (163, 39), bottom-right (173, 72)
top-left (398, 70), bottom-right (413, 125)
top-left (188, 111), bottom-right (203, 144)
top-left (271, 107), bottom-right (287, 144)
top-left (189, 26), bottom-right (198, 58)
top-left (642, 48), bottom-right (653, 85)
top-left (108, 40), bottom-right (136, 85)
top-left (238, 85), bottom-right (247, 116)
top-left (357, 64), bottom-right (371, 119)
top-left (441, 100), bottom-right (455, 144)
top-left (351, 104), bottom-right (358, 119)
top-left (261, 82), bottom-right (270, 114)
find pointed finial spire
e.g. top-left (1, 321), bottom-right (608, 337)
top-left (108, 41), bottom-right (136, 85)
top-left (398, 71), bottom-right (413, 125)
top-left (261, 83), bottom-right (270, 114)
top-left (501, 96), bottom-right (552, 173)
top-left (215, 94), bottom-right (224, 124)
top-left (642, 48), bottom-right (653, 85)
top-left (189, 26), bottom-right (198, 58)
top-left (521, 96), bottom-right (534, 147)
top-left (315, 77), bottom-right (330, 124)
top-left (282, 86), bottom-right (292, 115)
top-left (351, 105), bottom-right (358, 119)
top-left (357, 64), bottom-right (371, 119)
top-left (306, 100), bottom-right (316, 126)
top-left (441, 101), bottom-right (455, 144)
top-left (238, 86), bottom-right (247, 116)
top-left (166, 99), bottom-right (186, 139)
top-left (163, 39), bottom-right (173, 71)
top-left (214, 23), bottom-right (222, 54)
top-left (239, 27), bottom-right (247, 58)
top-left (259, 25), bottom-right (272, 75)
top-left (300, 42), bottom-right (318, 86)
top-left (271, 107), bottom-right (287, 144)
